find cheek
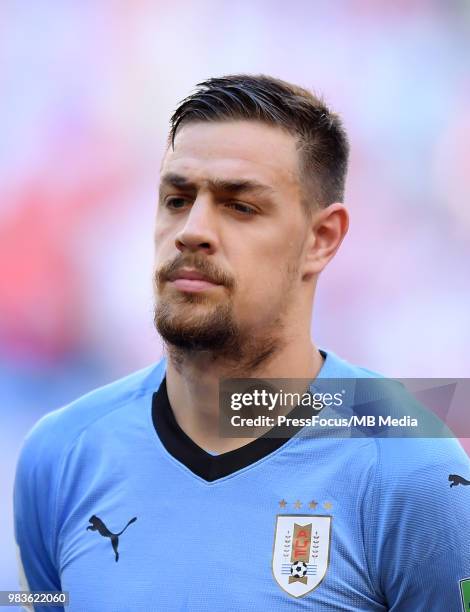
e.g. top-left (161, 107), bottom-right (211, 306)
top-left (234, 234), bottom-right (303, 306)
top-left (153, 223), bottom-right (175, 259)
top-left (234, 260), bottom-right (287, 311)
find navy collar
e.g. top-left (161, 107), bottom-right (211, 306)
top-left (152, 350), bottom-right (329, 482)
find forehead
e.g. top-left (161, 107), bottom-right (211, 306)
top-left (160, 120), bottom-right (300, 191)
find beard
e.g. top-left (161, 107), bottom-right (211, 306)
top-left (153, 252), bottom-right (241, 355)
top-left (153, 293), bottom-right (284, 374)
top-left (154, 294), bottom-right (240, 353)
top-left (152, 251), bottom-right (300, 372)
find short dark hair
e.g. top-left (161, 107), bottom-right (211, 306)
top-left (169, 74), bottom-right (350, 210)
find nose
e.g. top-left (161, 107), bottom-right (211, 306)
top-left (174, 196), bottom-right (218, 255)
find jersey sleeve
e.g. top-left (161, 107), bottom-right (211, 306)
top-left (364, 435), bottom-right (470, 611)
top-left (13, 412), bottom-right (65, 611)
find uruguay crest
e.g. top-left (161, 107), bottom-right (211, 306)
top-left (272, 514), bottom-right (332, 598)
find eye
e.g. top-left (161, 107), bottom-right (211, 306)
top-left (225, 202), bottom-right (257, 215)
top-left (165, 197), bottom-right (189, 211)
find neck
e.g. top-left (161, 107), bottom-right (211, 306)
top-left (164, 330), bottom-right (324, 454)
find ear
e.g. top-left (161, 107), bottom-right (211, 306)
top-left (301, 203), bottom-right (349, 281)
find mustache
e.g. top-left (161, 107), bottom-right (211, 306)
top-left (156, 253), bottom-right (235, 290)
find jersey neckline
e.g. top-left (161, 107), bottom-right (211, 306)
top-left (152, 349), bottom-right (333, 482)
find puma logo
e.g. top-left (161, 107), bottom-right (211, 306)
top-left (449, 474), bottom-right (470, 488)
top-left (86, 515), bottom-right (137, 562)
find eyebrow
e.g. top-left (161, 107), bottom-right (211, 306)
top-left (159, 172), bottom-right (275, 197)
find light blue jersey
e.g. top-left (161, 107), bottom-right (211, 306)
top-left (14, 350), bottom-right (470, 611)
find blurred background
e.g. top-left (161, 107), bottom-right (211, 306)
top-left (1, 0), bottom-right (469, 592)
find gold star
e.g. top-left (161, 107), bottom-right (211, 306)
top-left (279, 499), bottom-right (287, 508)
top-left (308, 500), bottom-right (318, 509)
top-left (294, 500), bottom-right (302, 509)
top-left (323, 501), bottom-right (333, 510)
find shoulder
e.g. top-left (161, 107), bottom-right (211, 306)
top-left (374, 435), bottom-right (469, 488)
top-left (14, 358), bottom-right (167, 570)
top-left (366, 435), bottom-right (470, 562)
top-left (363, 434), bottom-right (470, 601)
top-left (320, 348), bottom-right (385, 379)
top-left (16, 358), bottom-right (167, 475)
top-left (322, 349), bottom-right (470, 512)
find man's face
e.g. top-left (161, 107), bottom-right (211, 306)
top-left (153, 120), bottom-right (310, 353)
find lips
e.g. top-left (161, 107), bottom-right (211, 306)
top-left (168, 269), bottom-right (216, 283)
top-left (167, 268), bottom-right (221, 292)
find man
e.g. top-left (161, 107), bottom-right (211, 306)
top-left (14, 75), bottom-right (470, 610)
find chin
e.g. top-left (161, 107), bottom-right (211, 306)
top-left (153, 299), bottom-right (238, 352)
